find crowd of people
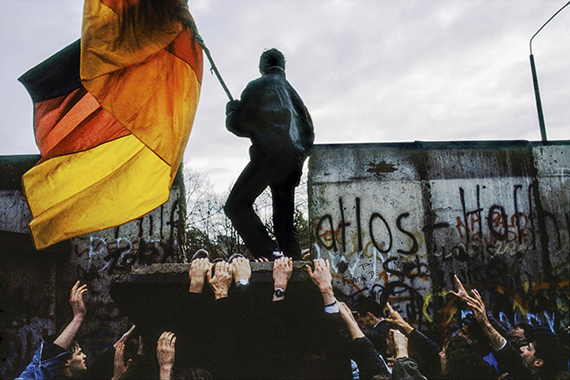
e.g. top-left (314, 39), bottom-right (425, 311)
top-left (16, 251), bottom-right (569, 379)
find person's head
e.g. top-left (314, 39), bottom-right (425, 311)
top-left (512, 322), bottom-right (533, 342)
top-left (259, 48), bottom-right (285, 75)
top-left (439, 335), bottom-right (471, 371)
top-left (520, 332), bottom-right (566, 378)
top-left (61, 341), bottom-right (87, 377)
top-left (355, 297), bottom-right (383, 329)
top-left (442, 348), bottom-right (497, 379)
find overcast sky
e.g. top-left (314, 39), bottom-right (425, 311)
top-left (1, 0), bottom-right (569, 192)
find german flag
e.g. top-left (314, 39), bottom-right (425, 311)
top-left (19, 0), bottom-right (203, 250)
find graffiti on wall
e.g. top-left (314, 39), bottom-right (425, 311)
top-left (311, 179), bottom-right (569, 333)
top-left (67, 190), bottom-right (186, 366)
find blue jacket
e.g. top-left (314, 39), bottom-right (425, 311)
top-left (16, 340), bottom-right (68, 380)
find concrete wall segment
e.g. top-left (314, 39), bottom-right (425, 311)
top-left (309, 140), bottom-right (570, 335)
top-left (0, 156), bottom-right (186, 379)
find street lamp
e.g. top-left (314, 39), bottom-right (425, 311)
top-left (529, 1), bottom-right (570, 143)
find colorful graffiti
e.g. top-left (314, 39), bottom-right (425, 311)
top-left (311, 180), bottom-right (569, 335)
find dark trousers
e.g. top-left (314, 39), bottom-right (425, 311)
top-left (224, 158), bottom-right (303, 259)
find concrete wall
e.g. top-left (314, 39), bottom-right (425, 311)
top-left (308, 141), bottom-right (569, 334)
top-left (0, 155), bottom-right (186, 379)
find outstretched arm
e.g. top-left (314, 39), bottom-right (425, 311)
top-left (272, 256), bottom-right (292, 302)
top-left (338, 302), bottom-right (365, 340)
top-left (466, 289), bottom-right (506, 350)
top-left (451, 275), bottom-right (506, 349)
top-left (385, 303), bottom-right (414, 335)
top-left (306, 259), bottom-right (336, 306)
top-left (157, 332), bottom-right (176, 380)
top-left (339, 302), bottom-right (391, 379)
top-left (53, 281), bottom-right (87, 350)
top-left (189, 258), bottom-right (212, 294)
top-left (207, 261), bottom-right (233, 300)
top-left (232, 256), bottom-right (251, 287)
top-left (111, 325), bottom-right (136, 380)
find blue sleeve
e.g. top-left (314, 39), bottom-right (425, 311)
top-left (16, 340), bottom-right (68, 380)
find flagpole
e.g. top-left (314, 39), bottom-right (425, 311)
top-left (178, 4), bottom-right (235, 101)
top-left (196, 36), bottom-right (235, 101)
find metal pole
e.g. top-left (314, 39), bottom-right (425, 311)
top-left (529, 54), bottom-right (547, 142)
top-left (528, 0), bottom-right (570, 143)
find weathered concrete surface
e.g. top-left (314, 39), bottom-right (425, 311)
top-left (308, 141), bottom-right (570, 333)
top-left (0, 155), bottom-right (187, 379)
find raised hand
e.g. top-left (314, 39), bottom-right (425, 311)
top-left (449, 274), bottom-right (470, 302)
top-left (189, 258), bottom-right (212, 294)
top-left (70, 281), bottom-right (88, 318)
top-left (273, 256), bottom-right (293, 289)
top-left (112, 341), bottom-right (132, 380)
top-left (465, 289), bottom-right (489, 325)
top-left (157, 332), bottom-right (176, 380)
top-left (207, 261), bottom-right (233, 300)
top-left (390, 329), bottom-right (409, 359)
top-left (306, 259), bottom-right (335, 306)
top-left (114, 325), bottom-right (136, 347)
top-left (306, 259), bottom-right (332, 291)
top-left (338, 302), bottom-right (365, 340)
top-left (111, 325), bottom-right (136, 380)
top-left (385, 303), bottom-right (414, 335)
top-left (53, 281), bottom-right (88, 350)
top-left (232, 256), bottom-right (251, 284)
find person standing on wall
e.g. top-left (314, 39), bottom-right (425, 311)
top-left (224, 48), bottom-right (314, 260)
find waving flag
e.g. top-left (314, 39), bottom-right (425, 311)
top-left (19, 0), bottom-right (203, 249)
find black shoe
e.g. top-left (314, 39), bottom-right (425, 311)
top-left (261, 251), bottom-right (284, 261)
top-left (228, 252), bottom-right (245, 264)
top-left (191, 249), bottom-right (209, 261)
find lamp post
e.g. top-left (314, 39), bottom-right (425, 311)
top-left (529, 1), bottom-right (570, 143)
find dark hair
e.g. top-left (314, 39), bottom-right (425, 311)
top-left (515, 322), bottom-right (534, 341)
top-left (259, 48), bottom-right (285, 74)
top-left (443, 335), bottom-right (471, 355)
top-left (61, 341), bottom-right (81, 363)
top-left (532, 334), bottom-right (566, 378)
top-left (354, 296), bottom-right (384, 319)
top-left (443, 348), bottom-right (497, 379)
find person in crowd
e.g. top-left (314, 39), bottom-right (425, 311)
top-left (451, 274), bottom-right (568, 380)
top-left (155, 331), bottom-right (212, 380)
top-left (511, 322), bottom-right (533, 343)
top-left (157, 331), bottom-right (176, 380)
top-left (456, 313), bottom-right (500, 375)
top-left (305, 258), bottom-right (391, 379)
top-left (110, 325), bottom-right (140, 380)
top-left (186, 250), bottom-right (253, 379)
top-left (354, 296), bottom-right (390, 356)
top-left (337, 301), bottom-right (392, 379)
top-left (58, 342), bottom-right (88, 379)
top-left (388, 328), bottom-right (427, 380)
top-left (384, 303), bottom-right (442, 379)
top-left (438, 335), bottom-right (497, 379)
top-left (17, 281), bottom-right (87, 380)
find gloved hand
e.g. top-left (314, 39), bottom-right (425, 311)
top-left (226, 100), bottom-right (240, 115)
